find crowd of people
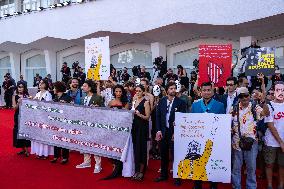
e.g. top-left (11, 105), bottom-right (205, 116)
top-left (1, 61), bottom-right (284, 189)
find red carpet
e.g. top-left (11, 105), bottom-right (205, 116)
top-left (0, 109), bottom-right (267, 189)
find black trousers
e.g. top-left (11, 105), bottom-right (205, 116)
top-left (54, 147), bottom-right (69, 159)
top-left (160, 128), bottom-right (174, 178)
top-left (4, 92), bottom-right (12, 108)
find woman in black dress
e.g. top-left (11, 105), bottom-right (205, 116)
top-left (12, 83), bottom-right (31, 156)
top-left (103, 85), bottom-right (129, 180)
top-left (131, 85), bottom-right (150, 181)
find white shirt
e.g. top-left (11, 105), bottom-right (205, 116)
top-left (264, 101), bottom-right (284, 147)
top-left (226, 92), bottom-right (236, 114)
top-left (166, 97), bottom-right (174, 128)
top-left (84, 96), bottom-right (92, 106)
top-left (34, 91), bottom-right (52, 101)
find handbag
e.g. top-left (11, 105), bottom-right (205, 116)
top-left (236, 103), bottom-right (255, 151)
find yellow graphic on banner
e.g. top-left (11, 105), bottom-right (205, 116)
top-left (87, 54), bottom-right (102, 80)
top-left (177, 140), bottom-right (213, 181)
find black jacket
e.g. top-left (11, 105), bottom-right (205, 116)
top-left (156, 96), bottom-right (187, 136)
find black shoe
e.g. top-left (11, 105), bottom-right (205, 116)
top-left (174, 178), bottom-right (182, 186)
top-left (50, 158), bottom-right (57, 163)
top-left (101, 164), bottom-right (122, 180)
top-left (61, 159), bottom-right (68, 165)
top-left (154, 176), bottom-right (168, 182)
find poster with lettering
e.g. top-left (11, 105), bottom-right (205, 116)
top-left (85, 36), bottom-right (110, 80)
top-left (244, 47), bottom-right (275, 76)
top-left (173, 113), bottom-right (232, 183)
top-left (198, 45), bottom-right (232, 87)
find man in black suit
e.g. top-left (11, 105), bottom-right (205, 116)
top-left (154, 81), bottom-right (187, 186)
top-left (215, 77), bottom-right (238, 114)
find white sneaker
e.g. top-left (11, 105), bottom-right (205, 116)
top-left (76, 162), bottom-right (91, 168)
top-left (93, 166), bottom-right (102, 174)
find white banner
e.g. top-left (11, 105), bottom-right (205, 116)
top-left (85, 36), bottom-right (110, 80)
top-left (173, 113), bottom-right (231, 183)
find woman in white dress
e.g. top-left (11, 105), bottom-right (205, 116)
top-left (31, 79), bottom-right (54, 159)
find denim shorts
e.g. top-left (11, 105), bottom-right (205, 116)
top-left (263, 145), bottom-right (284, 166)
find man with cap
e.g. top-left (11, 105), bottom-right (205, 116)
top-left (231, 87), bottom-right (268, 189)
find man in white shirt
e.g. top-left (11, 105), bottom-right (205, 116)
top-left (264, 81), bottom-right (284, 189)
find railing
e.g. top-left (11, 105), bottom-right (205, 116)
top-left (0, 0), bottom-right (88, 18)
top-left (0, 3), bottom-right (15, 17)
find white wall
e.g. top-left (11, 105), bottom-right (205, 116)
top-left (1, 0), bottom-right (284, 44)
top-left (110, 44), bottom-right (151, 56)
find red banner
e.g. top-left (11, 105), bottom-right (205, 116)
top-left (198, 45), bottom-right (232, 87)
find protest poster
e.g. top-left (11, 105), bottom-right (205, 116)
top-left (18, 99), bottom-right (133, 160)
top-left (173, 113), bottom-right (231, 183)
top-left (85, 36), bottom-right (110, 80)
top-left (244, 47), bottom-right (275, 76)
top-left (198, 45), bottom-right (232, 87)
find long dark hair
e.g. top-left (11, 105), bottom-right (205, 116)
top-left (16, 83), bottom-right (29, 96)
top-left (40, 79), bottom-right (49, 91)
top-left (113, 84), bottom-right (128, 104)
top-left (84, 79), bottom-right (97, 94)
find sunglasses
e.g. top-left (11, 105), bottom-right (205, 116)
top-left (226, 84), bottom-right (234, 86)
top-left (239, 94), bottom-right (249, 99)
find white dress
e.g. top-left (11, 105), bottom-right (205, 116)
top-left (30, 91), bottom-right (54, 156)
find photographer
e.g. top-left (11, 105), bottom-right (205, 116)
top-left (72, 61), bottom-right (80, 78)
top-left (163, 68), bottom-right (178, 85)
top-left (110, 67), bottom-right (118, 83)
top-left (61, 62), bottom-right (71, 84)
top-left (121, 67), bottom-right (131, 83)
top-left (77, 67), bottom-right (86, 87)
top-left (132, 66), bottom-right (140, 77)
top-left (138, 66), bottom-right (151, 81)
top-left (33, 73), bottom-right (42, 88)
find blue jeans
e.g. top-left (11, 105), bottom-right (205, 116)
top-left (232, 142), bottom-right (258, 189)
